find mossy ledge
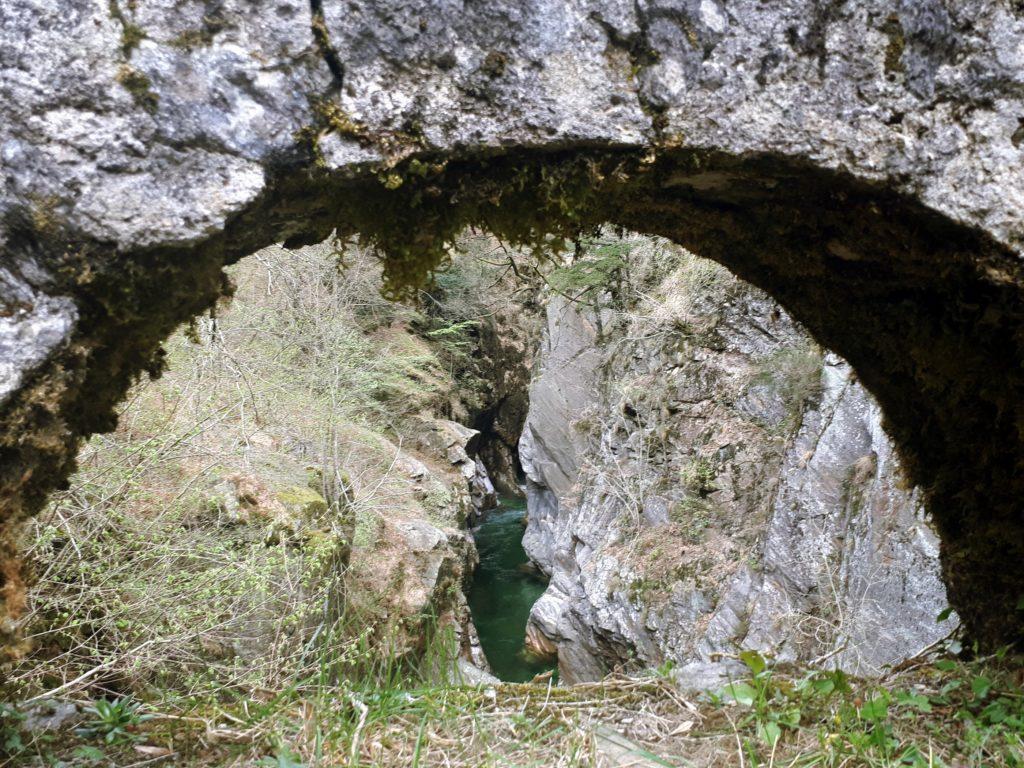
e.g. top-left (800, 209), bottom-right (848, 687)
top-left (1, 145), bottom-right (1023, 662)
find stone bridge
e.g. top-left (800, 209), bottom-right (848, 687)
top-left (1, 0), bottom-right (1023, 656)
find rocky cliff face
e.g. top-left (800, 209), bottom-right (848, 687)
top-left (422, 242), bottom-right (544, 495)
top-left (521, 238), bottom-right (955, 682)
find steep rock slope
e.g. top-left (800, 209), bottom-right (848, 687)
top-left (418, 237), bottom-right (544, 494)
top-left (521, 238), bottom-right (953, 682)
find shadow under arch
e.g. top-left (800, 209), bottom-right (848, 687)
top-left (2, 146), bottom-right (1023, 653)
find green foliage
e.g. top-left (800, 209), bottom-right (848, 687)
top-left (259, 745), bottom-right (306, 767)
top-left (668, 496), bottom-right (713, 543)
top-left (335, 151), bottom-right (641, 300)
top-left (751, 342), bottom-right (824, 434)
top-left (712, 651), bottom-right (1024, 767)
top-left (224, 242), bottom-right (447, 426)
top-left (77, 698), bottom-right (153, 745)
top-left (425, 319), bottom-right (480, 346)
top-left (546, 252), bottom-right (625, 307)
top-left (72, 745), bottom-right (106, 763)
top-left (0, 703), bottom-right (25, 758)
top-left (719, 651), bottom-right (826, 749)
top-left (425, 319), bottom-right (481, 377)
top-left (414, 239), bottom-right (528, 414)
top-left (678, 456), bottom-right (717, 496)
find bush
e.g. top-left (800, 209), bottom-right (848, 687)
top-left (751, 342), bottom-right (824, 433)
top-left (5, 241), bottom-right (463, 701)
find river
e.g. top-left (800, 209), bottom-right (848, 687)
top-left (467, 495), bottom-right (557, 683)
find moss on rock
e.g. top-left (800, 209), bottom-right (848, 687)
top-left (277, 486), bottom-right (328, 520)
top-left (115, 65), bottom-right (158, 113)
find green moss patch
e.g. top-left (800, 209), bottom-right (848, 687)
top-left (115, 65), bottom-right (158, 113)
top-left (277, 485), bottom-right (328, 519)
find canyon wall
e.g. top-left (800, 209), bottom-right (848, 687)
top-left (520, 240), bottom-right (954, 682)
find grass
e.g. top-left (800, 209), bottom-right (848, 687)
top-left (5, 649), bottom-right (1024, 766)
top-left (749, 343), bottom-right (825, 435)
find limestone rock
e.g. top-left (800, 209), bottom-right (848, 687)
top-left (519, 295), bottom-right (605, 573)
top-left (455, 657), bottom-right (500, 686)
top-left (672, 660), bottom-right (748, 698)
top-left (411, 417), bottom-right (498, 517)
top-left (521, 242), bottom-right (955, 681)
top-left (4, 0), bottom-right (1022, 254)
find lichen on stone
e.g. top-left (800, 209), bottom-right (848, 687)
top-left (882, 14), bottom-right (906, 76)
top-left (115, 65), bottom-right (158, 113)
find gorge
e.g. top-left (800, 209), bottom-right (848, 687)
top-left (3, 0), bottom-right (1024, 763)
top-left (452, 231), bottom-right (952, 688)
top-left (515, 234), bottom-right (952, 684)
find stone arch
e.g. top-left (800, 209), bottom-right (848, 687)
top-left (2, 0), bottom-right (1024, 657)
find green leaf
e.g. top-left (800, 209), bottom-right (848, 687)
top-left (829, 669), bottom-right (852, 695)
top-left (758, 721), bottom-right (782, 746)
top-left (936, 606), bottom-right (954, 623)
top-left (981, 701), bottom-right (1008, 724)
top-left (972, 675), bottom-right (992, 699)
top-left (780, 707), bottom-right (802, 727)
top-left (898, 744), bottom-right (925, 765)
top-left (934, 659), bottom-right (957, 672)
top-left (812, 677), bottom-right (836, 696)
top-left (723, 682), bottom-right (758, 707)
top-left (72, 745), bottom-right (106, 763)
top-left (895, 691), bottom-right (932, 713)
top-left (3, 731), bottom-right (22, 752)
top-left (739, 650), bottom-right (767, 676)
top-left (939, 679), bottom-right (962, 696)
top-left (260, 750), bottom-right (305, 768)
top-left (860, 696), bottom-right (889, 721)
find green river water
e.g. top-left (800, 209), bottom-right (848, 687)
top-left (467, 495), bottom-right (557, 682)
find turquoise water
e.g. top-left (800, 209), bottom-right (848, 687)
top-left (467, 496), bottom-right (557, 682)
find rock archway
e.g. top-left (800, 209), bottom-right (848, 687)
top-left (2, 0), bottom-right (1023, 657)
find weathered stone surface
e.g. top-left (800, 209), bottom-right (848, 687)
top-left (449, 265), bottom-right (543, 495)
top-left (410, 416), bottom-right (498, 517)
top-left (455, 657), bottom-right (500, 687)
top-left (521, 242), bottom-right (954, 681)
top-left (1, 0), bottom-right (1024, 649)
top-left (672, 660), bottom-right (748, 698)
top-left (736, 355), bottom-right (953, 674)
top-left (0, 259), bottom-right (76, 406)
top-left (519, 295), bottom-right (605, 568)
top-left (4, 1), bottom-right (1022, 251)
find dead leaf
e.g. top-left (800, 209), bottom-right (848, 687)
top-left (668, 720), bottom-right (694, 736)
top-left (134, 745), bottom-right (174, 757)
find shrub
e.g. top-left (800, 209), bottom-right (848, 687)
top-left (751, 342), bottom-right (825, 433)
top-left (5, 241), bottom-right (466, 701)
